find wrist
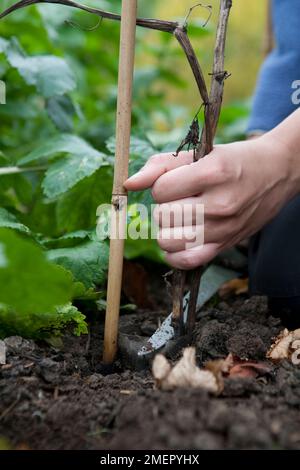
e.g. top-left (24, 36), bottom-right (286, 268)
top-left (260, 130), bottom-right (300, 200)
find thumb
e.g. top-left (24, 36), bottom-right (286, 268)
top-left (124, 150), bottom-right (194, 191)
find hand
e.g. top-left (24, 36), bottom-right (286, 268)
top-left (125, 134), bottom-right (296, 270)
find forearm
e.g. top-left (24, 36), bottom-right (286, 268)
top-left (263, 108), bottom-right (300, 196)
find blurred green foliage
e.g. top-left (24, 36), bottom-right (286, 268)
top-left (157, 0), bottom-right (266, 105)
top-left (0, 0), bottom-right (250, 339)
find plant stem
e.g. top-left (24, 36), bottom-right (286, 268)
top-left (172, 269), bottom-right (186, 337)
top-left (0, 0), bottom-right (179, 32)
top-left (186, 0), bottom-right (232, 329)
top-left (0, 166), bottom-right (46, 175)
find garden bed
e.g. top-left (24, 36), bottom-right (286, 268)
top-left (1, 288), bottom-right (300, 450)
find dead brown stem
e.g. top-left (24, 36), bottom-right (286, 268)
top-left (186, 0), bottom-right (232, 328)
top-left (0, 0), bottom-right (179, 32)
top-left (0, 1), bottom-right (209, 110)
top-left (172, 269), bottom-right (186, 337)
top-left (174, 27), bottom-right (209, 108)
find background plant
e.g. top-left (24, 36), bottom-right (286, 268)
top-left (0, 0), bottom-right (255, 339)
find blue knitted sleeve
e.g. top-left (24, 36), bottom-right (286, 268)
top-left (247, 0), bottom-right (300, 133)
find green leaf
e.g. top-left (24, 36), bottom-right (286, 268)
top-left (18, 133), bottom-right (108, 199)
top-left (72, 281), bottom-right (100, 301)
top-left (2, 37), bottom-right (76, 98)
top-left (56, 167), bottom-right (112, 232)
top-left (0, 228), bottom-right (73, 313)
top-left (47, 240), bottom-right (109, 289)
top-left (46, 95), bottom-right (78, 132)
top-left (106, 135), bottom-right (156, 160)
top-left (22, 195), bottom-right (59, 238)
top-left (42, 230), bottom-right (92, 248)
top-left (0, 208), bottom-right (31, 234)
top-left (0, 38), bottom-right (9, 54)
top-left (19, 133), bottom-right (102, 165)
top-left (54, 304), bottom-right (88, 336)
top-left (125, 237), bottom-right (165, 264)
top-left (42, 149), bottom-right (107, 199)
top-left (0, 303), bottom-right (87, 339)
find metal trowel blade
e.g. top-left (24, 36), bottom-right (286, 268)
top-left (138, 264), bottom-right (238, 356)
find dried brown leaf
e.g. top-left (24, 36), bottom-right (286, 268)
top-left (267, 328), bottom-right (300, 362)
top-left (219, 278), bottom-right (249, 298)
top-left (229, 361), bottom-right (271, 378)
top-left (152, 347), bottom-right (220, 394)
top-left (205, 353), bottom-right (234, 391)
top-left (206, 354), bottom-right (272, 380)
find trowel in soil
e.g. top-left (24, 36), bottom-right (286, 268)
top-left (118, 264), bottom-right (238, 369)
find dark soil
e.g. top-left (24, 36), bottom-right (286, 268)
top-left (1, 294), bottom-right (300, 450)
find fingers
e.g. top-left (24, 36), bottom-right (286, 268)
top-left (124, 151), bottom-right (194, 192)
top-left (165, 244), bottom-right (221, 270)
top-left (153, 198), bottom-right (238, 246)
top-left (153, 197), bottom-right (204, 228)
top-left (151, 152), bottom-right (222, 203)
top-left (158, 225), bottom-right (204, 253)
top-left (124, 146), bottom-right (232, 270)
top-left (157, 215), bottom-right (236, 248)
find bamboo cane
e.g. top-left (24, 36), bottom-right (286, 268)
top-left (103, 0), bottom-right (137, 364)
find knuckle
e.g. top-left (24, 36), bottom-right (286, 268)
top-left (215, 156), bottom-right (227, 173)
top-left (214, 197), bottom-right (237, 218)
top-left (220, 201), bottom-right (237, 218)
top-left (213, 156), bottom-right (232, 181)
top-left (151, 180), bottom-right (164, 203)
top-left (148, 153), bottom-right (160, 164)
top-left (148, 152), bottom-right (170, 166)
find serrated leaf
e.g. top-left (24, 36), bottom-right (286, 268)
top-left (41, 230), bottom-right (92, 249)
top-left (0, 228), bottom-right (73, 313)
top-left (42, 150), bottom-right (107, 199)
top-left (0, 302), bottom-right (87, 339)
top-left (3, 37), bottom-right (76, 98)
top-left (47, 240), bottom-right (109, 289)
top-left (54, 303), bottom-right (88, 336)
top-left (18, 133), bottom-right (108, 199)
top-left (0, 208), bottom-right (31, 234)
top-left (19, 133), bottom-right (100, 165)
top-left (56, 167), bottom-right (112, 232)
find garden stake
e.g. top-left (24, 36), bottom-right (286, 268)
top-left (103, 0), bottom-right (137, 364)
